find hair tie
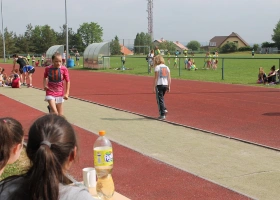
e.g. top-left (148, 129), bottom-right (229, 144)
top-left (3, 119), bottom-right (6, 123)
top-left (40, 141), bottom-right (52, 148)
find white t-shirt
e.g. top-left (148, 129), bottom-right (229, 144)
top-left (154, 64), bottom-right (170, 86)
top-left (62, 53), bottom-right (66, 59)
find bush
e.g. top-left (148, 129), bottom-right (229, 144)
top-left (220, 42), bottom-right (237, 53)
top-left (238, 46), bottom-right (252, 51)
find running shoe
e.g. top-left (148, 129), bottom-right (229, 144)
top-left (158, 115), bottom-right (166, 120)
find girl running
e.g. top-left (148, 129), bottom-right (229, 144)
top-left (43, 52), bottom-right (70, 116)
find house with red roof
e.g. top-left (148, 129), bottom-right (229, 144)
top-left (201, 32), bottom-right (249, 51)
top-left (153, 38), bottom-right (188, 53)
top-left (120, 44), bottom-right (133, 55)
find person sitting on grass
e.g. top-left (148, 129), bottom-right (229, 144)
top-left (257, 67), bottom-right (267, 84)
top-left (0, 117), bottom-right (24, 176)
top-left (0, 114), bottom-right (94, 200)
top-left (264, 65), bottom-right (276, 85)
top-left (11, 69), bottom-right (21, 88)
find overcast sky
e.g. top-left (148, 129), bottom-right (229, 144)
top-left (4, 0), bottom-right (280, 45)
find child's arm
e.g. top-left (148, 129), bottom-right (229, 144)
top-left (64, 81), bottom-right (70, 100)
top-left (43, 77), bottom-right (48, 91)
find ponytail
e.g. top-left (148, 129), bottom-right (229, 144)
top-left (28, 144), bottom-right (62, 200)
top-left (26, 114), bottom-right (77, 200)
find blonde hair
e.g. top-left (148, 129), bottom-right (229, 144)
top-left (259, 67), bottom-right (264, 74)
top-left (154, 55), bottom-right (165, 65)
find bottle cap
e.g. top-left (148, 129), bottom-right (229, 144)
top-left (99, 130), bottom-right (106, 136)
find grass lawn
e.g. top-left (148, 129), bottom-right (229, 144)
top-left (0, 148), bottom-right (30, 180)
top-left (2, 52), bottom-right (280, 87)
top-left (72, 52), bottom-right (280, 87)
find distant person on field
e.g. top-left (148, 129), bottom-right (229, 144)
top-left (166, 51), bottom-right (171, 65)
top-left (62, 50), bottom-right (66, 65)
top-left (22, 65), bottom-right (35, 88)
top-left (27, 53), bottom-right (30, 62)
top-left (153, 55), bottom-right (171, 120)
top-left (31, 55), bottom-right (36, 66)
top-left (12, 54), bottom-right (28, 85)
top-left (121, 53), bottom-right (126, 67)
top-left (206, 52), bottom-right (212, 69)
top-left (0, 114), bottom-right (94, 200)
top-left (43, 52), bottom-right (70, 116)
top-left (154, 46), bottom-right (160, 56)
top-left (75, 51), bottom-right (80, 66)
top-left (257, 67), bottom-right (266, 84)
top-left (252, 49), bottom-right (255, 58)
top-left (148, 50), bottom-right (154, 73)
top-left (174, 55), bottom-right (178, 68)
top-left (11, 69), bottom-right (21, 88)
top-left (0, 117), bottom-right (24, 176)
top-left (41, 55), bottom-right (45, 66)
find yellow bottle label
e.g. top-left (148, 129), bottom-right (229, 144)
top-left (94, 147), bottom-right (113, 166)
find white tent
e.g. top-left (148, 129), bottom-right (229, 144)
top-left (83, 42), bottom-right (110, 69)
top-left (45, 45), bottom-right (64, 65)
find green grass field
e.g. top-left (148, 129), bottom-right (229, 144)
top-left (3, 52), bottom-right (280, 87)
top-left (76, 52), bottom-right (280, 87)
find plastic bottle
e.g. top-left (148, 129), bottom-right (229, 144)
top-left (94, 130), bottom-right (114, 200)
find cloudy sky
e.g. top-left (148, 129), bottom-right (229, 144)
top-left (4, 0), bottom-right (280, 45)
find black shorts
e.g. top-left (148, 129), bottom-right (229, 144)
top-left (29, 68), bottom-right (35, 74)
top-left (19, 66), bottom-right (23, 74)
top-left (76, 57), bottom-right (80, 61)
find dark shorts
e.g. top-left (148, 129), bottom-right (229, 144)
top-left (76, 57), bottom-right (80, 61)
top-left (29, 68), bottom-right (35, 74)
top-left (19, 66), bottom-right (24, 74)
top-left (62, 59), bottom-right (66, 63)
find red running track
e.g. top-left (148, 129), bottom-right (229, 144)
top-left (0, 94), bottom-right (250, 199)
top-left (16, 65), bottom-right (280, 150)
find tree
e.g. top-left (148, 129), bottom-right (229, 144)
top-left (272, 19), bottom-right (280, 48)
top-left (41, 25), bottom-right (57, 54)
top-left (158, 41), bottom-right (176, 53)
top-left (220, 42), bottom-right (237, 53)
top-left (134, 32), bottom-right (151, 54)
top-left (261, 42), bottom-right (275, 48)
top-left (253, 44), bottom-right (259, 51)
top-left (77, 22), bottom-right (103, 47)
top-left (186, 40), bottom-right (201, 51)
top-left (110, 36), bottom-right (121, 55)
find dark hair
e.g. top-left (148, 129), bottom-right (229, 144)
top-left (0, 118), bottom-right (24, 171)
top-left (271, 65), bottom-right (276, 71)
top-left (26, 114), bottom-right (78, 200)
top-left (51, 52), bottom-right (62, 60)
top-left (12, 54), bottom-right (18, 58)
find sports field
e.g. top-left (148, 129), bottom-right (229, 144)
top-left (73, 52), bottom-right (280, 85)
top-left (1, 54), bottom-right (280, 199)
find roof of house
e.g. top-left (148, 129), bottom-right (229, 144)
top-left (173, 41), bottom-right (188, 50)
top-left (120, 44), bottom-right (133, 55)
top-left (154, 39), bottom-right (188, 50)
top-left (228, 32), bottom-right (249, 46)
top-left (209, 32), bottom-right (249, 47)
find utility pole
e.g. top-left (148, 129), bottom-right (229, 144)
top-left (1, 0), bottom-right (6, 62)
top-left (147, 0), bottom-right (153, 41)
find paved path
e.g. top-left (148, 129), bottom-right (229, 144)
top-left (1, 86), bottom-right (280, 199)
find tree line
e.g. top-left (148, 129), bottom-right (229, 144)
top-left (0, 22), bottom-right (103, 56)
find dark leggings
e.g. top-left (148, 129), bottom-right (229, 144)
top-left (156, 85), bottom-right (168, 116)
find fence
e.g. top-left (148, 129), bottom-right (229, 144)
top-left (102, 55), bottom-right (280, 85)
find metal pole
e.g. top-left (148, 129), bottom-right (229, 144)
top-left (1, 0), bottom-right (5, 63)
top-left (65, 0), bottom-right (69, 67)
top-left (179, 57), bottom-right (181, 76)
top-left (222, 58), bottom-right (224, 80)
